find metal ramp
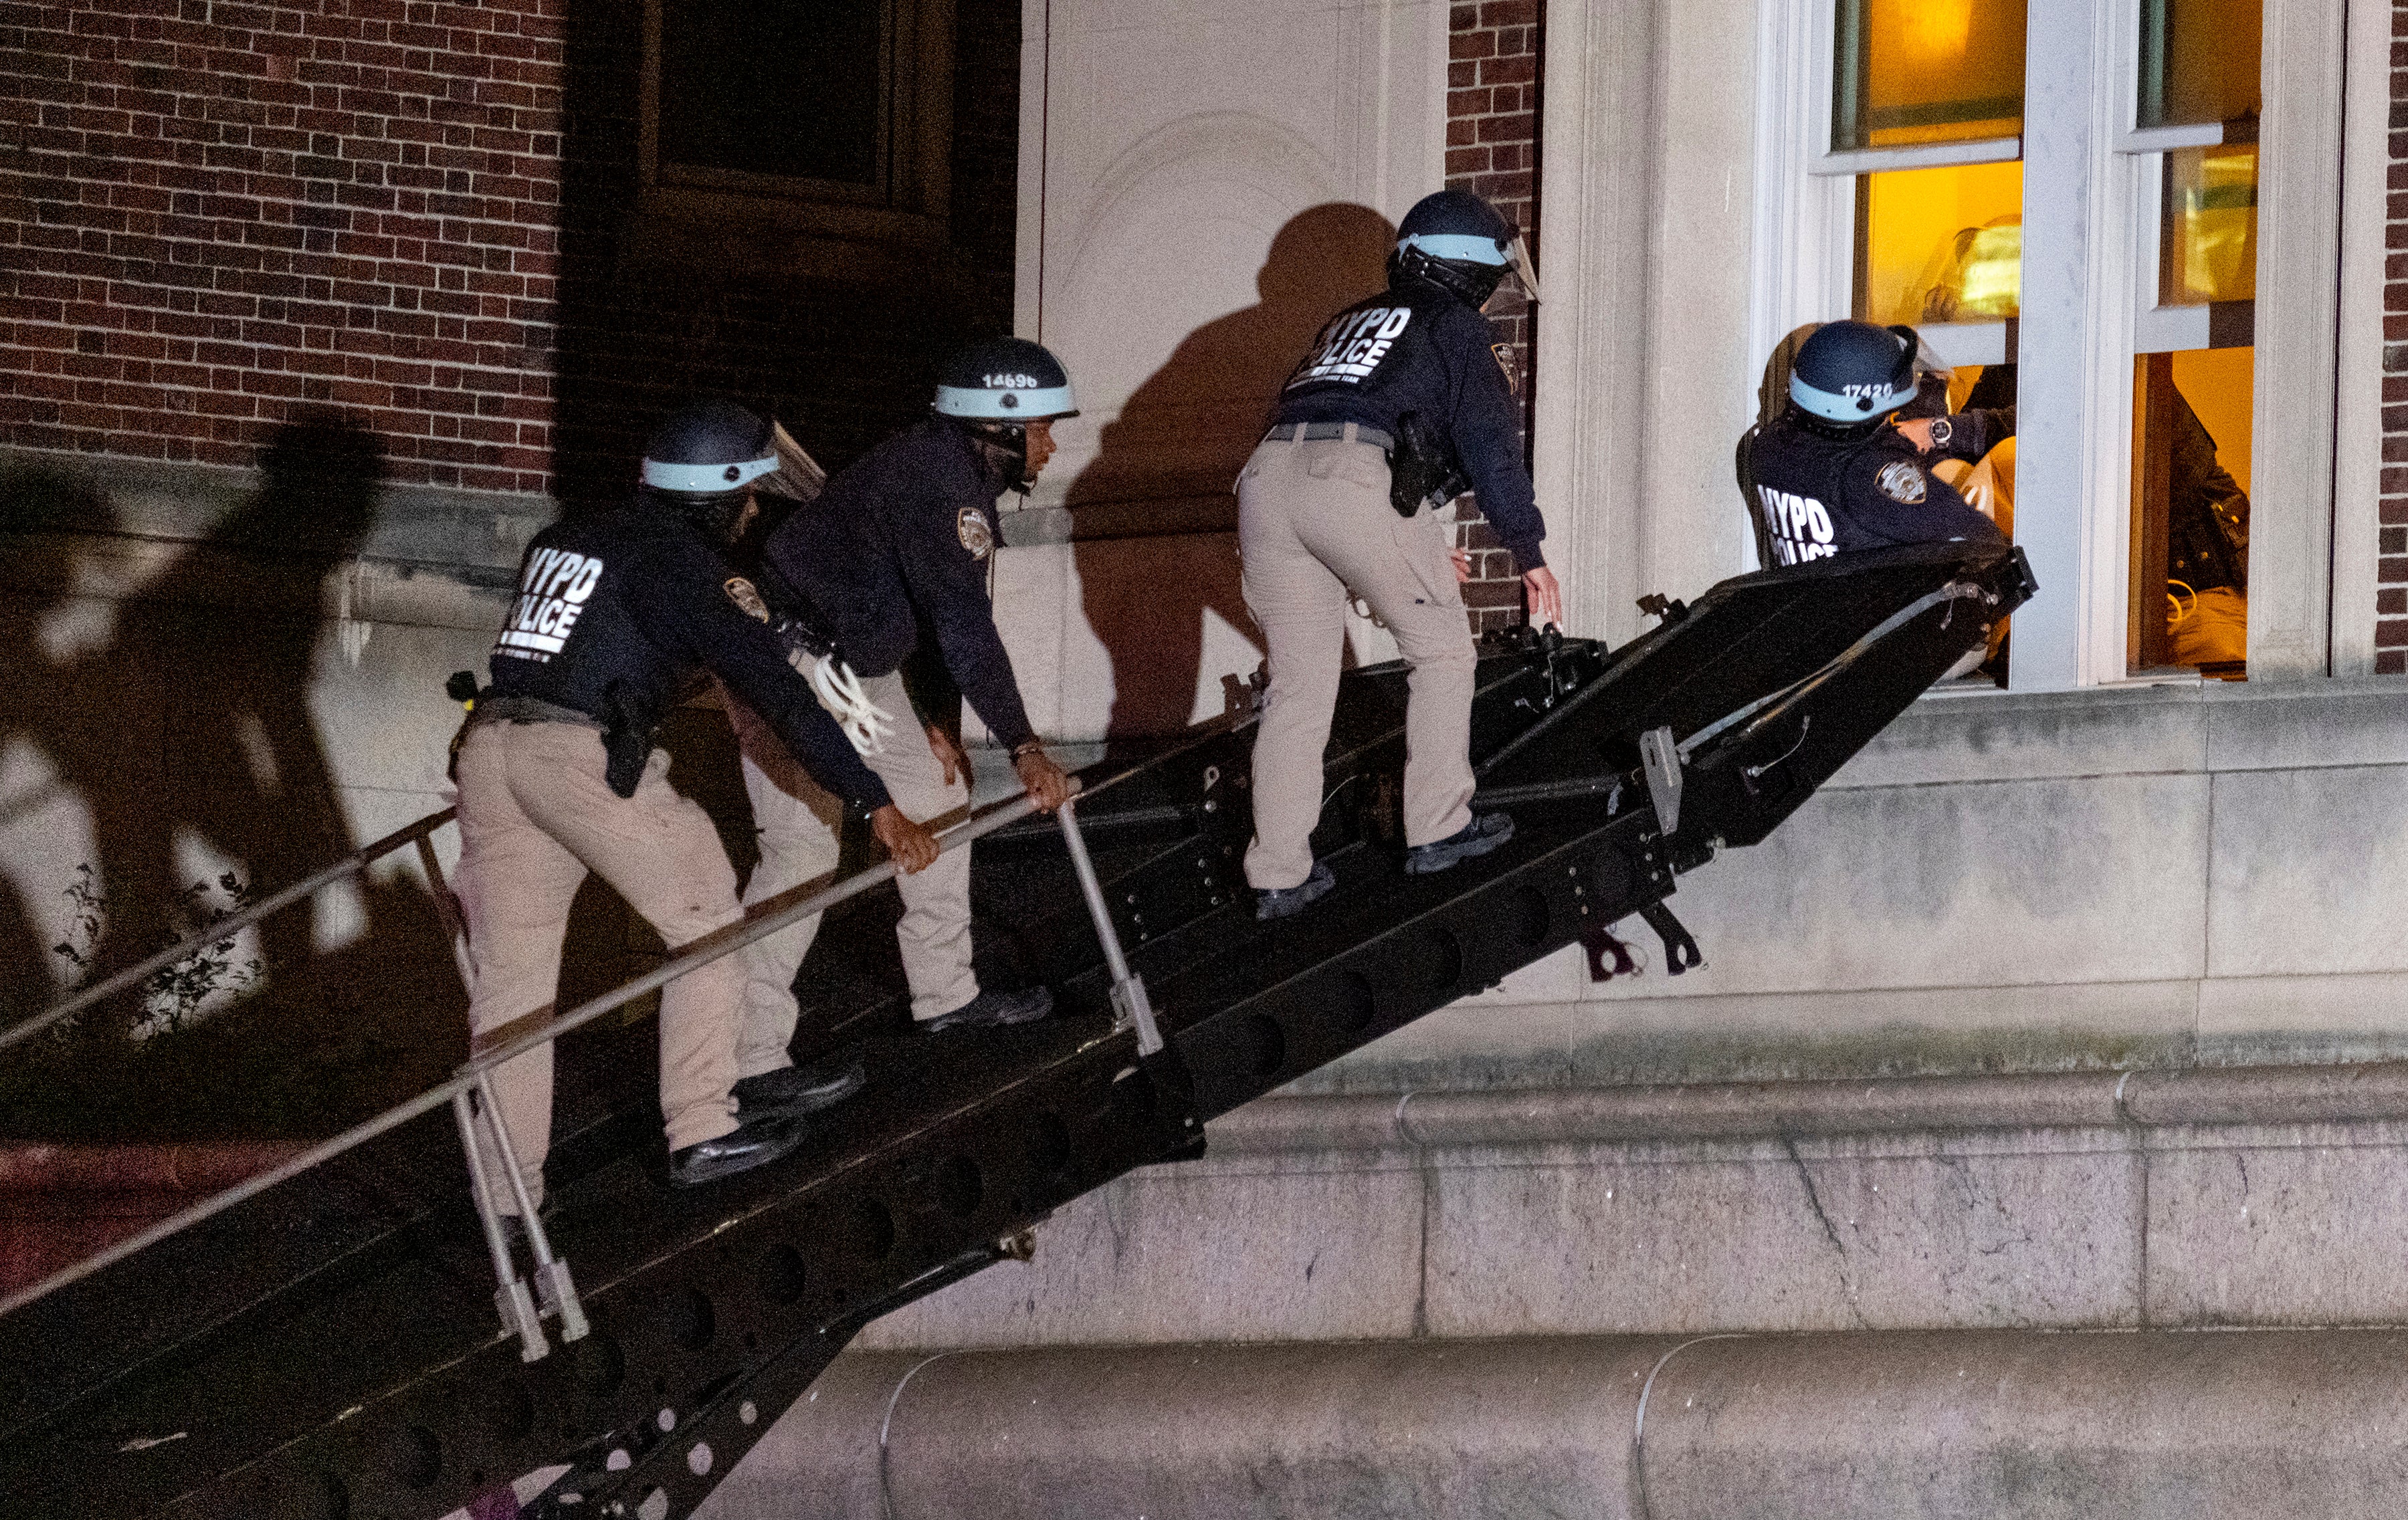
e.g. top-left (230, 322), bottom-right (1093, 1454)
top-left (0, 540), bottom-right (2033, 1520)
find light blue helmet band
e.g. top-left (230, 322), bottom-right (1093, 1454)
top-left (1788, 369), bottom-right (1915, 424)
top-left (641, 453), bottom-right (780, 493)
top-left (1397, 231), bottom-right (1512, 266)
top-left (933, 383), bottom-right (1080, 421)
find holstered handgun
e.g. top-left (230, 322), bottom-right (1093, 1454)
top-left (1387, 411), bottom-right (1470, 520)
top-left (598, 682), bottom-right (654, 799)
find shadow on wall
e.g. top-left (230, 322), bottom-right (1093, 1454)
top-left (0, 413), bottom-right (467, 1137)
top-left (1066, 203), bottom-right (1396, 747)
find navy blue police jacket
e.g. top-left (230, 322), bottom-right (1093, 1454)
top-left (1272, 274), bottom-right (1547, 570)
top-left (759, 417), bottom-right (1037, 751)
top-left (1747, 410), bottom-right (2003, 565)
top-left (485, 503), bottom-right (892, 810)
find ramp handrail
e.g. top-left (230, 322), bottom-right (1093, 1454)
top-left (0, 750), bottom-right (1170, 1321)
top-left (1, 808), bottom-right (462, 1054)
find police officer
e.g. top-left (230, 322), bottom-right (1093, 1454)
top-left (453, 400), bottom-right (940, 1211)
top-left (728, 338), bottom-right (1077, 1065)
top-left (1241, 189), bottom-right (1560, 919)
top-left (1747, 320), bottom-right (2005, 565)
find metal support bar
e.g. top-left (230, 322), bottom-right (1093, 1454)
top-left (452, 1089), bottom-right (546, 1362)
top-left (470, 1069), bottom-right (587, 1341)
top-left (1639, 726), bottom-right (1683, 836)
top-left (1057, 797), bottom-right (1164, 1056)
top-left (414, 832), bottom-right (477, 993)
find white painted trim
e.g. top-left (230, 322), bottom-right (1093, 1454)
top-left (2010, 0), bottom-right (2140, 690)
top-left (2113, 122), bottom-right (2231, 152)
top-left (2327, 0), bottom-right (2388, 676)
top-left (1809, 136), bottom-right (2021, 176)
top-left (1013, 0), bottom-right (1050, 341)
top-left (2245, 0), bottom-right (2346, 678)
top-left (1918, 322), bottom-right (2011, 368)
top-left (1746, 0), bottom-right (1853, 417)
top-left (1533, 0), bottom-right (1655, 638)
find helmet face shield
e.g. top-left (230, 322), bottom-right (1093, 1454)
top-left (1392, 188), bottom-right (1529, 307)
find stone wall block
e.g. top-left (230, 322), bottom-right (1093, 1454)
top-left (1420, 1134), bottom-right (2143, 1336)
top-left (2140, 1122), bottom-right (2408, 1324)
top-left (855, 1156), bottom-right (1427, 1350)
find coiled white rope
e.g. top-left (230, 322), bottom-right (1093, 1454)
top-left (803, 651), bottom-right (900, 756)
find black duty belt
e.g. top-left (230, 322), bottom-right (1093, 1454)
top-left (1262, 421), bottom-right (1395, 451)
top-left (464, 695), bottom-right (605, 731)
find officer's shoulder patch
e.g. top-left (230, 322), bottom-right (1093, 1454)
top-left (1876, 460), bottom-right (1928, 505)
top-left (723, 576), bottom-right (771, 623)
top-left (1492, 343), bottom-right (1518, 395)
top-left (956, 504), bottom-right (994, 560)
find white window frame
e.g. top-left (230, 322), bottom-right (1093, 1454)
top-left (1749, 0), bottom-right (2358, 689)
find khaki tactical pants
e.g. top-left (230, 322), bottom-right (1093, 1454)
top-left (728, 668), bottom-right (978, 1051)
top-left (1237, 431), bottom-right (1477, 889)
top-left (454, 721), bottom-right (746, 1212)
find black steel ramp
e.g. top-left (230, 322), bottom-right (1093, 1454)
top-left (0, 541), bottom-right (2033, 1520)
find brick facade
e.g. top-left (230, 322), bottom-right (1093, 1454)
top-left (2379, 1), bottom-right (2408, 671)
top-left (0, 0), bottom-right (1017, 498)
top-left (1446, 0), bottom-right (1541, 633)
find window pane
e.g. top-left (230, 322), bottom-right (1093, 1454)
top-left (2137, 0), bottom-right (2262, 131)
top-left (1856, 160), bottom-right (2024, 325)
top-left (660, 0), bottom-right (885, 187)
top-left (1833, 0), bottom-right (2027, 151)
top-left (2159, 144), bottom-right (2257, 306)
top-left (2129, 348), bottom-right (2252, 676)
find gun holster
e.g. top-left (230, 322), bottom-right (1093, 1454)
top-left (598, 683), bottom-right (654, 799)
top-left (1387, 411), bottom-right (1470, 520)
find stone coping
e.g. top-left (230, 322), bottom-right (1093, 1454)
top-left (1209, 1059), bottom-right (2408, 1154)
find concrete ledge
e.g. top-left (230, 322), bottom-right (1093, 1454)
top-left (1210, 1059), bottom-right (2408, 1154)
top-left (704, 1329), bottom-right (2408, 1519)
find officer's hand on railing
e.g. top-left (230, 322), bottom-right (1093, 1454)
top-left (925, 724), bottom-right (971, 788)
top-left (870, 804), bottom-right (940, 875)
top-left (1013, 744), bottom-right (1074, 814)
top-left (1522, 564), bottom-right (1565, 630)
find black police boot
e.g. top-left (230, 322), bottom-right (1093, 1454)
top-left (1404, 811), bottom-right (1515, 875)
top-left (1255, 859), bottom-right (1336, 919)
top-left (668, 1114), bottom-right (811, 1189)
top-left (921, 985), bottom-right (1054, 1034)
top-left (732, 1055), bottom-right (867, 1121)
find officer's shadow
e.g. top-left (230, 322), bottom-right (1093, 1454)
top-left (1066, 203), bottom-right (1395, 749)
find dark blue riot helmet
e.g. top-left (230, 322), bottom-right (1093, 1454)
top-left (1391, 189), bottom-right (1536, 310)
top-left (640, 399), bottom-right (781, 538)
top-left (932, 336), bottom-right (1079, 492)
top-left (1788, 320), bottom-right (1920, 438)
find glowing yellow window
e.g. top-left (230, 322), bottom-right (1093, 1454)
top-left (1855, 160), bottom-right (2024, 326)
top-left (1831, 0), bottom-right (2027, 151)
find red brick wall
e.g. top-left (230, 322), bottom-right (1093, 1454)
top-left (1446, 0), bottom-right (1541, 634)
top-left (0, 0), bottom-right (567, 492)
top-left (0, 1), bottom-right (1019, 499)
top-left (2379, 0), bottom-right (2408, 671)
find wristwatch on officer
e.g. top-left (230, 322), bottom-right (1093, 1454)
top-left (1010, 739), bottom-right (1047, 764)
top-left (1924, 415), bottom-right (1954, 449)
